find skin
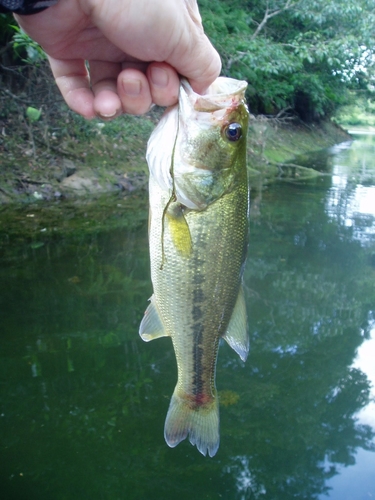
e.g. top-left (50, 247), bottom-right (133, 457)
top-left (15, 0), bottom-right (221, 119)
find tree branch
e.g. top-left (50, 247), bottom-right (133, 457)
top-left (251, 0), bottom-right (297, 40)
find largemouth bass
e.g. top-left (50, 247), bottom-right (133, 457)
top-left (140, 77), bottom-right (249, 457)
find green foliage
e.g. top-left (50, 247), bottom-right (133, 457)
top-left (199, 0), bottom-right (375, 120)
top-left (0, 13), bottom-right (14, 43)
top-left (335, 94), bottom-right (375, 126)
top-left (26, 106), bottom-right (42, 122)
top-left (11, 24), bottom-right (47, 64)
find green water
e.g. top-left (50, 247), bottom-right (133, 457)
top-left (1, 135), bottom-right (375, 500)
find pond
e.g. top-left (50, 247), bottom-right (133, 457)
top-left (1, 134), bottom-right (375, 500)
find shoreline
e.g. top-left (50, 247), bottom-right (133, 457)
top-left (0, 113), bottom-right (351, 206)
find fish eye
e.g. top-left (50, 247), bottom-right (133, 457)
top-left (224, 123), bottom-right (242, 142)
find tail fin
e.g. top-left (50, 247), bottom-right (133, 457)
top-left (164, 388), bottom-right (220, 457)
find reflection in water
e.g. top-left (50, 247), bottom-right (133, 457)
top-left (353, 322), bottom-right (375, 428)
top-left (323, 321), bottom-right (375, 500)
top-left (225, 456), bottom-right (266, 498)
top-left (0, 136), bottom-right (375, 499)
top-left (324, 135), bottom-right (375, 500)
top-left (326, 137), bottom-right (375, 245)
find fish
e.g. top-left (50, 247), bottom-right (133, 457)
top-left (139, 77), bottom-right (249, 457)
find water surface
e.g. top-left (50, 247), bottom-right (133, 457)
top-left (1, 135), bottom-right (374, 499)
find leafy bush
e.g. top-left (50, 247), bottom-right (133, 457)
top-left (199, 0), bottom-right (375, 120)
top-left (11, 25), bottom-right (47, 64)
top-left (335, 95), bottom-right (375, 126)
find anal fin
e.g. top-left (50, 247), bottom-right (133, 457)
top-left (139, 295), bottom-right (169, 342)
top-left (223, 287), bottom-right (249, 362)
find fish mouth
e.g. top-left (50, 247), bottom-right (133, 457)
top-left (181, 77), bottom-right (248, 113)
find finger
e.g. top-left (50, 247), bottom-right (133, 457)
top-left (168, 33), bottom-right (222, 96)
top-left (166, 1), bottom-right (221, 95)
top-left (188, 36), bottom-right (222, 95)
top-left (147, 62), bottom-right (180, 108)
top-left (117, 68), bottom-right (153, 115)
top-left (88, 60), bottom-right (123, 119)
top-left (47, 56), bottom-right (96, 119)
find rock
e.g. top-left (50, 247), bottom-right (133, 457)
top-left (60, 170), bottom-right (107, 194)
top-left (51, 158), bottom-right (77, 182)
top-left (62, 159), bottom-right (77, 177)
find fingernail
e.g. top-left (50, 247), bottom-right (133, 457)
top-left (150, 67), bottom-right (168, 88)
top-left (122, 79), bottom-right (141, 96)
top-left (98, 110), bottom-right (118, 119)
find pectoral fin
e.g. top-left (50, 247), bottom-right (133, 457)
top-left (166, 203), bottom-right (192, 257)
top-left (139, 295), bottom-right (169, 342)
top-left (223, 287), bottom-right (249, 362)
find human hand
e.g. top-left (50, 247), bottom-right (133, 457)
top-left (15, 0), bottom-right (221, 119)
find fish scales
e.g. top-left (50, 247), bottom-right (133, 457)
top-left (149, 181), bottom-right (248, 394)
top-left (140, 77), bottom-right (249, 457)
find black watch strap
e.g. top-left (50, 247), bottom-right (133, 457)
top-left (0, 0), bottom-right (58, 15)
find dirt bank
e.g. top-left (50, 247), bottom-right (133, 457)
top-left (246, 116), bottom-right (351, 185)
